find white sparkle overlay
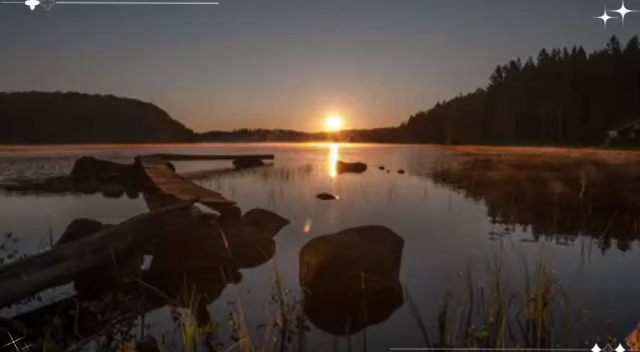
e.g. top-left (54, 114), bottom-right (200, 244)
top-left (609, 0), bottom-right (638, 25)
top-left (0, 0), bottom-right (218, 11)
top-left (593, 6), bottom-right (618, 29)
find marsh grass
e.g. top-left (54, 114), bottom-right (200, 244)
top-left (404, 248), bottom-right (584, 350)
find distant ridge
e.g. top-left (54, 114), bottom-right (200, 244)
top-left (0, 91), bottom-right (195, 144)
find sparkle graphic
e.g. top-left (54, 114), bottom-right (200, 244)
top-left (615, 343), bottom-right (626, 352)
top-left (24, 0), bottom-right (38, 9)
top-left (0, 0), bottom-right (218, 10)
top-left (592, 344), bottom-right (602, 352)
top-left (1, 331), bottom-right (29, 351)
top-left (593, 6), bottom-right (618, 29)
top-left (40, 0), bottom-right (55, 10)
top-left (609, 0), bottom-right (638, 25)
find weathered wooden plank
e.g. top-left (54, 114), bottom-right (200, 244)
top-left (138, 157), bottom-right (236, 213)
top-left (144, 153), bottom-right (274, 161)
top-left (0, 200), bottom-right (195, 308)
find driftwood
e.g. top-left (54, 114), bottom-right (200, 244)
top-left (0, 200), bottom-right (195, 308)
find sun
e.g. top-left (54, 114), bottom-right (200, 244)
top-left (324, 115), bottom-right (343, 132)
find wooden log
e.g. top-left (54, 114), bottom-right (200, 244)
top-left (0, 200), bottom-right (195, 308)
top-left (143, 153), bottom-right (274, 161)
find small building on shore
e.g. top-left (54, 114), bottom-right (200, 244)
top-left (605, 119), bottom-right (640, 146)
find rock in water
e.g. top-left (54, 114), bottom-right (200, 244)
top-left (316, 193), bottom-right (338, 200)
top-left (398, 169), bottom-right (406, 174)
top-left (222, 208), bottom-right (290, 269)
top-left (336, 161), bottom-right (367, 174)
top-left (378, 166), bottom-right (385, 170)
top-left (299, 225), bottom-right (404, 336)
top-left (242, 208), bottom-right (290, 238)
top-left (70, 156), bottom-right (129, 183)
top-left (70, 156), bottom-right (143, 195)
top-left (55, 218), bottom-right (105, 246)
top-left (233, 157), bottom-right (265, 169)
top-left (101, 183), bottom-right (125, 198)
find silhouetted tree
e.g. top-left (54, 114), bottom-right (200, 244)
top-left (404, 35), bottom-right (640, 146)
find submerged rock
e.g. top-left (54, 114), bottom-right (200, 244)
top-left (316, 193), bottom-right (338, 200)
top-left (378, 166), bottom-right (385, 170)
top-left (398, 169), bottom-right (406, 174)
top-left (299, 225), bottom-right (404, 336)
top-left (336, 161), bottom-right (367, 174)
top-left (233, 157), bottom-right (265, 169)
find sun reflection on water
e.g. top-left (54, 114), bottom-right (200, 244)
top-left (328, 143), bottom-right (339, 178)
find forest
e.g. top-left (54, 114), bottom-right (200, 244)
top-left (0, 92), bottom-right (194, 144)
top-left (403, 35), bottom-right (640, 146)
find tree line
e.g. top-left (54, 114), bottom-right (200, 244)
top-left (403, 35), bottom-right (640, 146)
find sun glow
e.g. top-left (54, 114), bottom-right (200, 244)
top-left (324, 115), bottom-right (344, 132)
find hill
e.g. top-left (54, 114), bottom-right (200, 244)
top-left (403, 35), bottom-right (640, 146)
top-left (0, 92), bottom-right (195, 144)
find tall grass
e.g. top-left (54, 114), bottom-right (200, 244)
top-left (405, 249), bottom-right (580, 349)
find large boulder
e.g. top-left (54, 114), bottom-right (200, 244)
top-left (299, 225), bottom-right (404, 336)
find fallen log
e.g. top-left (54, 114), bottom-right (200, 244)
top-left (0, 200), bottom-right (195, 308)
top-left (6, 207), bottom-right (290, 348)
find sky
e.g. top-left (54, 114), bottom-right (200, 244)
top-left (2, 0), bottom-right (640, 132)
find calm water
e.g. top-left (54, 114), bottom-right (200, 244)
top-left (0, 143), bottom-right (639, 351)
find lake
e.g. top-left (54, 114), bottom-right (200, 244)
top-left (1, 143), bottom-right (639, 351)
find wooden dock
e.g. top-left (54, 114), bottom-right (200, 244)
top-left (138, 153), bottom-right (273, 213)
top-left (137, 156), bottom-right (237, 213)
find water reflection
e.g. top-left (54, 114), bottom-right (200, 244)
top-left (328, 143), bottom-right (339, 178)
top-left (426, 154), bottom-right (640, 253)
